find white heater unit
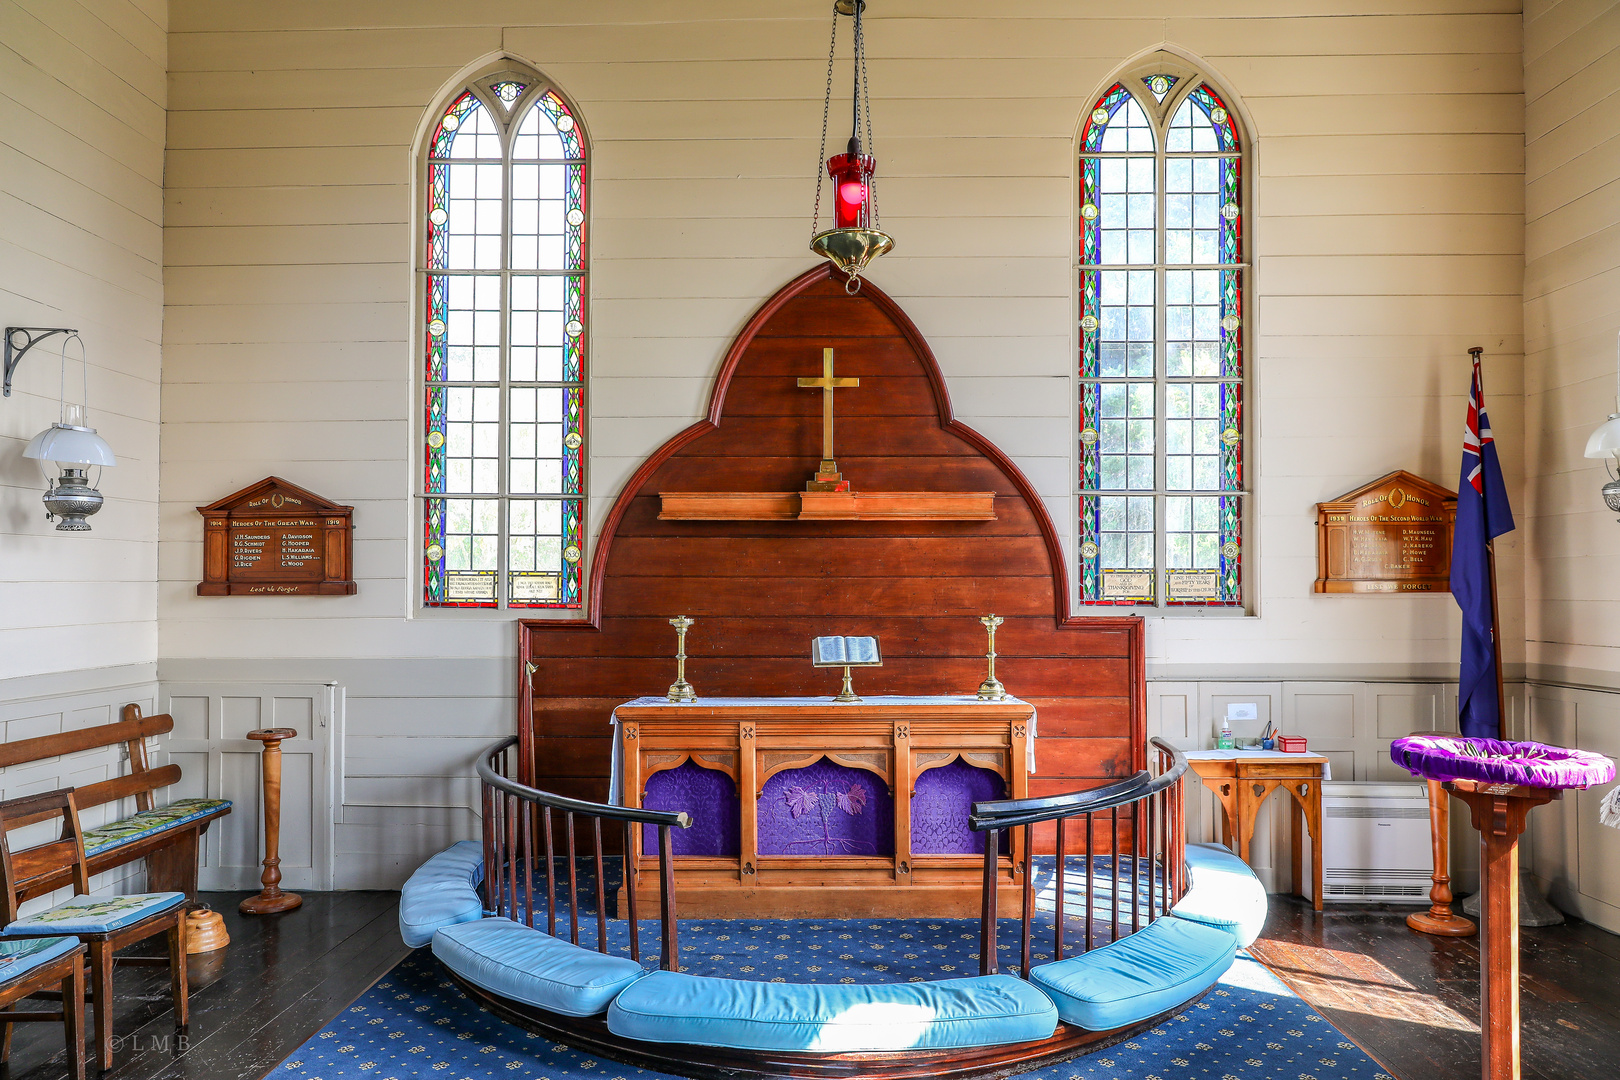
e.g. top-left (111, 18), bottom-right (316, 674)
top-left (1310, 782), bottom-right (1433, 904)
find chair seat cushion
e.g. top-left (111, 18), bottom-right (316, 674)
top-left (1028, 915), bottom-right (1237, 1031)
top-left (1171, 842), bottom-right (1269, 948)
top-left (83, 799), bottom-right (232, 858)
top-left (0, 937), bottom-right (81, 985)
top-left (4, 892), bottom-right (186, 935)
top-left (607, 970), bottom-right (1059, 1052)
top-left (433, 918), bottom-right (646, 1018)
top-left (399, 841), bottom-right (486, 948)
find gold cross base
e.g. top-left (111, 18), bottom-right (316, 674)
top-left (807, 459), bottom-right (850, 492)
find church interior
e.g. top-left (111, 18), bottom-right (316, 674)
top-left (2, 2), bottom-right (1620, 1079)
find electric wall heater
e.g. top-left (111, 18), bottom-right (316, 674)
top-left (1309, 782), bottom-right (1433, 904)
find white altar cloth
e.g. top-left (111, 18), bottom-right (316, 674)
top-left (608, 695), bottom-right (1038, 804)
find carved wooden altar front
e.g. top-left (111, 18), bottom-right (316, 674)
top-left (615, 697), bottom-right (1033, 918)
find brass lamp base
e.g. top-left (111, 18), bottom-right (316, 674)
top-left (667, 680), bottom-right (696, 703)
top-left (811, 228), bottom-right (894, 289)
top-left (977, 678), bottom-right (1006, 701)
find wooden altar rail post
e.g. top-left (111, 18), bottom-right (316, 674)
top-left (972, 739), bottom-right (1187, 977)
top-left (477, 737), bottom-right (690, 971)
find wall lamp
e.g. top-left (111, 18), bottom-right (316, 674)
top-left (6, 327), bottom-right (117, 531)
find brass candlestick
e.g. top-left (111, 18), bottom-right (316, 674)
top-left (667, 615), bottom-right (697, 702)
top-left (977, 614), bottom-right (1006, 700)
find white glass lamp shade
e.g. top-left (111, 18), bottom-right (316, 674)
top-left (22, 423), bottom-right (117, 467)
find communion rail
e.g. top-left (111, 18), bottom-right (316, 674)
top-left (477, 735), bottom-right (689, 970)
top-left (971, 737), bottom-right (1188, 977)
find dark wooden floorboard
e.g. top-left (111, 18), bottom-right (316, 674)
top-left (0, 892), bottom-right (409, 1080)
top-left (3, 890), bottom-right (1617, 1080)
top-left (1253, 895), bottom-right (1620, 1080)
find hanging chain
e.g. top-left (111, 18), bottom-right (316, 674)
top-left (811, 11), bottom-right (839, 239)
top-left (856, 3), bottom-right (877, 230)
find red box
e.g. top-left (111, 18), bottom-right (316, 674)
top-left (1276, 735), bottom-right (1307, 753)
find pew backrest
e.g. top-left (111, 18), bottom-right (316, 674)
top-left (0, 705), bottom-right (177, 829)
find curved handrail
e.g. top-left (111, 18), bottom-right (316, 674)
top-left (478, 736), bottom-right (691, 828)
top-left (968, 738), bottom-right (1187, 831)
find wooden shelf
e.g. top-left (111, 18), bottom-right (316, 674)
top-left (658, 490), bottom-right (996, 521)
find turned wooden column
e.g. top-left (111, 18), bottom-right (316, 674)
top-left (1448, 780), bottom-right (1558, 1080)
top-left (240, 727), bottom-right (303, 915)
top-left (1407, 776), bottom-right (1477, 936)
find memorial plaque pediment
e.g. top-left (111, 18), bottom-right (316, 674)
top-left (1314, 470), bottom-right (1455, 595)
top-left (197, 476), bottom-right (357, 596)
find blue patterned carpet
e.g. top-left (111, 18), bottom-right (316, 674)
top-left (267, 910), bottom-right (1397, 1080)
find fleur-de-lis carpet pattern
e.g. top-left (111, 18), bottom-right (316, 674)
top-left (267, 904), bottom-right (1395, 1080)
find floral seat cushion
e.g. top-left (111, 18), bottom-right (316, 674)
top-left (0, 936), bottom-right (81, 983)
top-left (82, 799), bottom-right (231, 858)
top-left (5, 892), bottom-right (186, 935)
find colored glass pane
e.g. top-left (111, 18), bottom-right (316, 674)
top-left (422, 75), bottom-right (587, 609)
top-left (1078, 74), bottom-right (1245, 609)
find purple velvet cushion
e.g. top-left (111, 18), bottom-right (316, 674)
top-left (1390, 735), bottom-right (1615, 789)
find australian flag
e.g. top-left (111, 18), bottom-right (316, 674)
top-left (1452, 351), bottom-right (1514, 738)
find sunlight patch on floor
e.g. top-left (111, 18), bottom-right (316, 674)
top-left (1250, 940), bottom-right (1478, 1034)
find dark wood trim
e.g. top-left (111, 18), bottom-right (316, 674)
top-left (445, 968), bottom-right (1211, 1080)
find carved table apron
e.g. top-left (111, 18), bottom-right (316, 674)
top-left (611, 696), bottom-right (1036, 919)
top-left (1185, 750), bottom-right (1332, 911)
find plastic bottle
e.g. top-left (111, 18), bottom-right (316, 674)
top-left (1217, 718), bottom-right (1235, 749)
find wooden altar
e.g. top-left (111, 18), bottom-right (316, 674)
top-left (615, 696), bottom-right (1034, 918)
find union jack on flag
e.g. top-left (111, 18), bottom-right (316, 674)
top-left (1451, 349), bottom-right (1514, 738)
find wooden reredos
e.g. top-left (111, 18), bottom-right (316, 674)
top-left (519, 266), bottom-right (1144, 847)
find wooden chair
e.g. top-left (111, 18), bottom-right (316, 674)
top-left (0, 937), bottom-right (86, 1080)
top-left (0, 789), bottom-right (189, 1072)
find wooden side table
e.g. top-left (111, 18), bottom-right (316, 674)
top-left (1185, 750), bottom-right (1330, 911)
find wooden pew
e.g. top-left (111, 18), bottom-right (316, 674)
top-left (0, 705), bottom-right (230, 900)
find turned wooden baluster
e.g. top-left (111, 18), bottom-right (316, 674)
top-left (1407, 777), bottom-right (1476, 937)
top-left (240, 727), bottom-right (303, 914)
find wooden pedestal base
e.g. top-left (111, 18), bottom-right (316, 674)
top-left (240, 728), bottom-right (303, 916)
top-left (1408, 777), bottom-right (1477, 937)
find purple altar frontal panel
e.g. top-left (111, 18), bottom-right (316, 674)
top-left (759, 758), bottom-right (894, 857)
top-left (911, 758), bottom-right (1006, 855)
top-left (642, 759), bottom-right (740, 857)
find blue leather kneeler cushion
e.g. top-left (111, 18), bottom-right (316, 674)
top-left (399, 841), bottom-right (486, 948)
top-left (432, 918), bottom-right (647, 1017)
top-left (1171, 842), bottom-right (1269, 948)
top-left (1029, 916), bottom-right (1236, 1031)
top-left (5, 892), bottom-right (186, 936)
top-left (607, 970), bottom-right (1058, 1052)
top-left (0, 936), bottom-right (80, 984)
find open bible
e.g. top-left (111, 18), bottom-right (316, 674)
top-left (811, 636), bottom-right (882, 667)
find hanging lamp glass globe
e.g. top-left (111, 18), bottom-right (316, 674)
top-left (809, 0), bottom-right (892, 292)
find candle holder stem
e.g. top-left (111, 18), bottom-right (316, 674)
top-left (978, 614), bottom-right (1006, 700)
top-left (667, 616), bottom-right (697, 702)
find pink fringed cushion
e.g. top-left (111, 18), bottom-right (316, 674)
top-left (1390, 735), bottom-right (1615, 790)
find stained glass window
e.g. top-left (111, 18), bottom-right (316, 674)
top-left (420, 71), bottom-right (586, 609)
top-left (1078, 71), bottom-right (1245, 609)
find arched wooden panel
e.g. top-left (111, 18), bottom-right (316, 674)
top-left (519, 265), bottom-right (1144, 848)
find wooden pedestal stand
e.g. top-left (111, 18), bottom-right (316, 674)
top-left (1407, 777), bottom-right (1477, 936)
top-left (1448, 779), bottom-right (1558, 1080)
top-left (240, 728), bottom-right (303, 915)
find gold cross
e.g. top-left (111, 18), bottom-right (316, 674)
top-left (798, 348), bottom-right (859, 477)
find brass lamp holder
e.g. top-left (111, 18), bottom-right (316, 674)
top-left (667, 615), bottom-right (697, 702)
top-left (977, 614), bottom-right (1007, 700)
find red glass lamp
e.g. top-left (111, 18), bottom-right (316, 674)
top-left (809, 0), bottom-right (893, 292)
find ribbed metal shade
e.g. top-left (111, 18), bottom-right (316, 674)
top-left (23, 423), bottom-right (118, 467)
top-left (810, 227), bottom-right (894, 282)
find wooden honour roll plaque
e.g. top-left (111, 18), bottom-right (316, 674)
top-left (197, 476), bottom-right (357, 596)
top-left (1315, 470), bottom-right (1455, 595)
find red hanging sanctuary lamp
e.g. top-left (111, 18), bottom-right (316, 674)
top-left (809, 0), bottom-right (893, 293)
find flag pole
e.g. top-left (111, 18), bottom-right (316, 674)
top-left (1471, 346), bottom-right (1508, 741)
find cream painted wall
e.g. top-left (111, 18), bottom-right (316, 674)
top-left (1519, 0), bottom-right (1620, 933)
top-left (0, 0), bottom-right (166, 685)
top-left (158, 2), bottom-right (1528, 884)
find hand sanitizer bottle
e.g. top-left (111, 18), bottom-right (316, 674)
top-left (1217, 718), bottom-right (1235, 750)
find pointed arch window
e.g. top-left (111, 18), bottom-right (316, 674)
top-left (418, 69), bottom-right (587, 609)
top-left (1077, 66), bottom-right (1247, 609)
